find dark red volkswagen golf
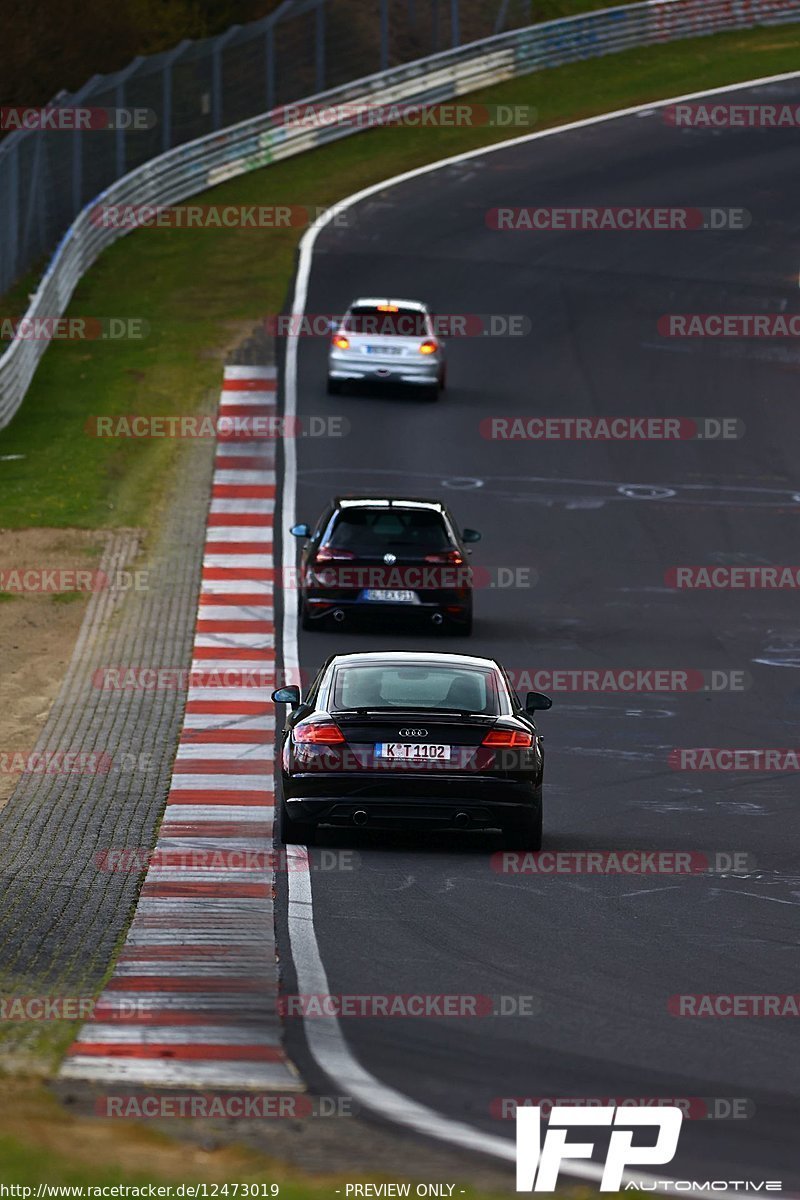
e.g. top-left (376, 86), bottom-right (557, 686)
top-left (290, 496), bottom-right (480, 635)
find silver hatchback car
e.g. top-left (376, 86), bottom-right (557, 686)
top-left (327, 297), bottom-right (446, 401)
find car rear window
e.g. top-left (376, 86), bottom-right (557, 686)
top-left (332, 664), bottom-right (500, 714)
top-left (343, 306), bottom-right (428, 337)
top-left (325, 508), bottom-right (451, 553)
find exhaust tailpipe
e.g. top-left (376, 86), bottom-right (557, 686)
top-left (353, 810), bottom-right (368, 826)
top-left (332, 609), bottom-right (345, 622)
top-left (431, 612), bottom-right (444, 626)
top-left (454, 812), bottom-right (470, 829)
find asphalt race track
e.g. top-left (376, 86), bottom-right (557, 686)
top-left (276, 78), bottom-right (800, 1187)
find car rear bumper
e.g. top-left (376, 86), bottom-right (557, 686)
top-left (302, 594), bottom-right (470, 625)
top-left (283, 774), bottom-right (541, 830)
top-left (328, 353), bottom-right (440, 386)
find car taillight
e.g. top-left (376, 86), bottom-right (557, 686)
top-left (294, 721), bottom-right (345, 745)
top-left (482, 729), bottom-right (534, 748)
top-left (419, 339), bottom-right (438, 355)
top-left (315, 546), bottom-right (356, 562)
top-left (332, 333), bottom-right (350, 350)
top-left (424, 549), bottom-right (464, 565)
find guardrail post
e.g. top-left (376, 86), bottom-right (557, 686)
top-left (212, 27), bottom-right (241, 131)
top-left (114, 58), bottom-right (145, 177)
top-left (315, 0), bottom-right (326, 93)
top-left (162, 41), bottom-right (192, 153)
top-left (22, 135), bottom-right (45, 262)
top-left (63, 78), bottom-right (101, 216)
top-left (262, 1), bottom-right (296, 112)
top-left (265, 23), bottom-right (276, 110)
top-left (380, 0), bottom-right (389, 71)
top-left (494, 0), bottom-right (511, 34)
top-left (5, 141), bottom-right (19, 291)
top-left (72, 125), bottom-right (83, 217)
top-left (451, 0), bottom-right (460, 46)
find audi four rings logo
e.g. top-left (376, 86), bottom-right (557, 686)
top-left (399, 729), bottom-right (427, 737)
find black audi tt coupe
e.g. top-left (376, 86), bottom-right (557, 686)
top-left (272, 651), bottom-right (552, 849)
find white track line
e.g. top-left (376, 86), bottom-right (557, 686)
top-left (282, 69), bottom-right (800, 1191)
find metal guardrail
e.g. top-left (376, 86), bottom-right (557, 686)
top-left (2, 0), bottom-right (799, 429)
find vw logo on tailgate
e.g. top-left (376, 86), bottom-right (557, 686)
top-left (399, 729), bottom-right (427, 737)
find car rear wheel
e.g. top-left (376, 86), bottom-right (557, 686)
top-left (502, 802), bottom-right (542, 851)
top-left (327, 377), bottom-right (342, 395)
top-left (299, 600), bottom-right (314, 631)
top-left (280, 799), bottom-right (317, 846)
top-left (421, 383), bottom-right (440, 402)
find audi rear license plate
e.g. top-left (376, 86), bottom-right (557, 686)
top-left (362, 588), bottom-right (418, 603)
top-left (376, 743), bottom-right (451, 761)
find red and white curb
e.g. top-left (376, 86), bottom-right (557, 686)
top-left (61, 364), bottom-right (301, 1090)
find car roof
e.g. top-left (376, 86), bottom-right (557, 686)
top-left (331, 495), bottom-right (446, 513)
top-left (327, 651), bottom-right (503, 671)
top-left (347, 297), bottom-right (428, 311)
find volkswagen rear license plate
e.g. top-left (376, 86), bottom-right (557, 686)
top-left (376, 743), bottom-right (451, 760)
top-left (363, 589), bottom-right (417, 603)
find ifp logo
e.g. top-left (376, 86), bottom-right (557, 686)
top-left (516, 1105), bottom-right (683, 1191)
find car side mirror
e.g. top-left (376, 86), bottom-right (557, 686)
top-left (272, 685), bottom-right (301, 708)
top-left (462, 528), bottom-right (481, 543)
top-left (290, 523), bottom-right (310, 538)
top-left (525, 691), bottom-right (552, 712)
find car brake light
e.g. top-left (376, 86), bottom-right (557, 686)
top-left (377, 304), bottom-right (399, 312)
top-left (315, 546), bottom-right (356, 562)
top-left (419, 339), bottom-right (438, 355)
top-left (332, 334), bottom-right (349, 350)
top-left (423, 549), bottom-right (464, 565)
top-left (294, 721), bottom-right (345, 745)
top-left (482, 729), bottom-right (534, 748)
